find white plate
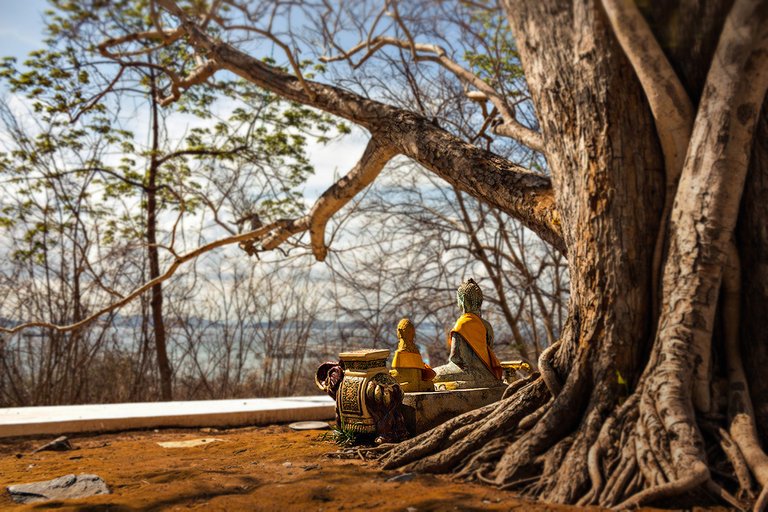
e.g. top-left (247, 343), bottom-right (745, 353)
top-left (288, 421), bottom-right (331, 431)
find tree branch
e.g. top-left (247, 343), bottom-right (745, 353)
top-left (321, 35), bottom-right (545, 153)
top-left (144, 0), bottom-right (564, 251)
top-left (0, 221), bottom-right (290, 336)
top-left (97, 31), bottom-right (219, 106)
top-left (261, 137), bottom-right (397, 261)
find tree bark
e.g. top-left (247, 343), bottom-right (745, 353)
top-left (739, 99), bottom-right (768, 445)
top-left (148, 73), bottom-right (172, 401)
top-left (500, 1), bottom-right (664, 500)
top-left (384, 0), bottom-right (768, 508)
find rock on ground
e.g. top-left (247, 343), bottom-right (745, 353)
top-left (7, 474), bottom-right (110, 503)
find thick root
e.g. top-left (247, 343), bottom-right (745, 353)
top-left (382, 378), bottom-right (548, 471)
top-left (755, 484), bottom-right (768, 512)
top-left (382, 398), bottom-right (507, 469)
top-left (616, 461), bottom-right (709, 509)
top-left (403, 379), bottom-right (549, 473)
top-left (494, 350), bottom-right (590, 485)
top-left (724, 242), bottom-right (768, 510)
top-left (538, 339), bottom-right (562, 397)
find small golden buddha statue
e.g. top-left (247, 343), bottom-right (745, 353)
top-left (390, 318), bottom-right (436, 392)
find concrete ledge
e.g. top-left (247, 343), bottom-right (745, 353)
top-left (0, 396), bottom-right (335, 439)
top-left (400, 386), bottom-right (505, 434)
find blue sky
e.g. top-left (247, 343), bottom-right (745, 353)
top-left (0, 0), bottom-right (47, 60)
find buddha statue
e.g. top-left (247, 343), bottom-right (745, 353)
top-left (433, 279), bottom-right (504, 389)
top-left (390, 318), bottom-right (436, 392)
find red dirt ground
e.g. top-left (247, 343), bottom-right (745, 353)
top-left (0, 425), bottom-right (708, 511)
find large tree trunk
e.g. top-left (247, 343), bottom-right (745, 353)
top-left (381, 0), bottom-right (768, 509)
top-left (384, 0), bottom-right (664, 501)
top-left (739, 99), bottom-right (768, 446)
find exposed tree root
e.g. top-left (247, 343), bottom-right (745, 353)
top-left (381, 378), bottom-right (548, 471)
top-left (724, 243), bottom-right (768, 511)
top-left (705, 479), bottom-right (747, 511)
top-left (755, 484), bottom-right (768, 512)
top-left (542, 405), bottom-right (607, 503)
top-left (502, 372), bottom-right (539, 400)
top-left (402, 381), bottom-right (549, 474)
top-left (616, 461), bottom-right (709, 510)
top-left (537, 339), bottom-right (562, 397)
top-left (700, 420), bottom-right (754, 500)
top-left (580, 396), bottom-right (637, 506)
top-left (493, 350), bottom-right (589, 485)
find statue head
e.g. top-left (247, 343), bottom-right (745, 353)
top-left (396, 318), bottom-right (418, 352)
top-left (457, 278), bottom-right (483, 314)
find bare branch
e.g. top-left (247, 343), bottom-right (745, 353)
top-left (262, 137), bottom-right (397, 261)
top-left (200, 0), bottom-right (223, 29)
top-left (0, 222), bottom-right (289, 336)
top-left (156, 60), bottom-right (218, 106)
top-left (223, 24), bottom-right (316, 102)
top-left (97, 28), bottom-right (184, 59)
top-left (387, 0), bottom-right (418, 62)
top-left (154, 145), bottom-right (249, 166)
top-left (321, 35), bottom-right (545, 153)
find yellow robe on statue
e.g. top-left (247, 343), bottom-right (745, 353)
top-left (392, 351), bottom-right (436, 381)
top-left (449, 313), bottom-right (503, 380)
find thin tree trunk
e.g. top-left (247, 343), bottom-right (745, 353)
top-left (148, 71), bottom-right (172, 401)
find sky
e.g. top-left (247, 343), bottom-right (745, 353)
top-left (0, 0), bottom-right (370, 198)
top-left (0, 0), bottom-right (48, 58)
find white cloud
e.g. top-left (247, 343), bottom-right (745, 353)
top-left (304, 128), bottom-right (369, 200)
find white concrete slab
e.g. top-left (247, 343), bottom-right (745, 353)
top-left (0, 395), bottom-right (335, 438)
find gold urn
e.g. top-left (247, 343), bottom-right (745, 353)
top-left (337, 349), bottom-right (395, 434)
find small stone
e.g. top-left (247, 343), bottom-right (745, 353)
top-left (282, 461), bottom-right (293, 468)
top-left (7, 474), bottom-right (110, 504)
top-left (200, 427), bottom-right (219, 433)
top-left (406, 507), bottom-right (418, 512)
top-left (386, 473), bottom-right (414, 483)
top-left (157, 438), bottom-right (223, 448)
top-left (30, 436), bottom-right (73, 454)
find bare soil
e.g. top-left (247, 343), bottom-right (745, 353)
top-left (0, 425), bottom-right (672, 511)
